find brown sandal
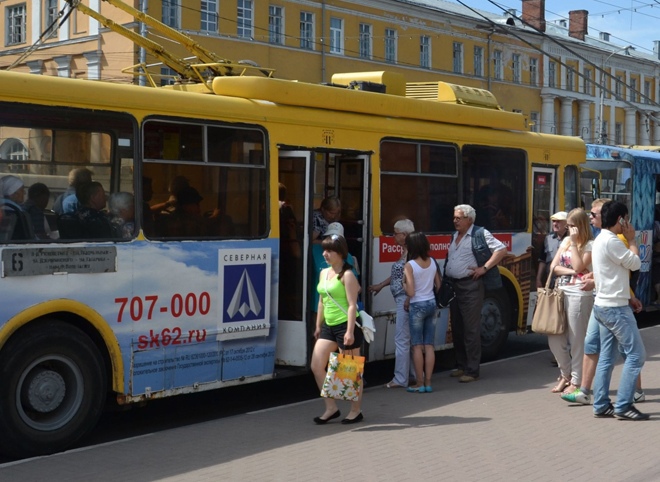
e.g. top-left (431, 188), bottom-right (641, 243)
top-left (551, 377), bottom-right (570, 393)
top-left (563, 384), bottom-right (579, 395)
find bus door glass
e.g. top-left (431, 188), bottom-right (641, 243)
top-left (336, 155), bottom-right (369, 283)
top-left (276, 150), bottom-right (311, 366)
top-left (531, 166), bottom-right (556, 284)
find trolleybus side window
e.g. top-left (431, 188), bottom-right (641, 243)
top-left (380, 140), bottom-right (459, 233)
top-left (462, 146), bottom-right (527, 232)
top-left (0, 102), bottom-right (135, 243)
top-left (142, 119), bottom-right (267, 239)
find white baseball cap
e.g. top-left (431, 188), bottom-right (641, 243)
top-left (324, 222), bottom-right (345, 237)
top-left (550, 211), bottom-right (567, 221)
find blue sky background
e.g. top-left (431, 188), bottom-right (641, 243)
top-left (451, 1), bottom-right (660, 55)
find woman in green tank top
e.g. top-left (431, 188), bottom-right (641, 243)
top-left (311, 234), bottom-right (364, 425)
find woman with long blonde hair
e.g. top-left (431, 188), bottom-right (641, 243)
top-left (548, 208), bottom-right (594, 395)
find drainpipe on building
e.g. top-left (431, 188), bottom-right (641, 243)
top-left (487, 29), bottom-right (494, 91)
top-left (139, 0), bottom-right (148, 86)
top-left (321, 0), bottom-right (326, 84)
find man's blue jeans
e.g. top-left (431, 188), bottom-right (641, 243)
top-left (592, 305), bottom-right (646, 414)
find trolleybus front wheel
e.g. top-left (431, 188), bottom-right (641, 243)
top-left (0, 320), bottom-right (107, 458)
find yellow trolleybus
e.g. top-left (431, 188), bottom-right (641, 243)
top-left (0, 63), bottom-right (585, 456)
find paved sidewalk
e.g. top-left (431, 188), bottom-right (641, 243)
top-left (3, 326), bottom-right (660, 482)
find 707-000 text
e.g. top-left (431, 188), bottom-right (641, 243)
top-left (115, 292), bottom-right (211, 323)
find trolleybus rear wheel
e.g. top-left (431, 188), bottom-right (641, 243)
top-left (480, 289), bottom-right (510, 362)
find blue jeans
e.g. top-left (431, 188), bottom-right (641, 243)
top-left (409, 299), bottom-right (437, 346)
top-left (583, 309), bottom-right (601, 355)
top-left (592, 305), bottom-right (646, 414)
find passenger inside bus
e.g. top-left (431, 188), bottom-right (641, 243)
top-left (58, 181), bottom-right (114, 239)
top-left (53, 168), bottom-right (93, 215)
top-left (0, 175), bottom-right (35, 241)
top-left (475, 177), bottom-right (514, 231)
top-left (141, 176), bottom-right (155, 236)
top-left (150, 175), bottom-right (190, 216)
top-left (108, 192), bottom-right (135, 239)
top-left (312, 197), bottom-right (341, 243)
top-left (22, 182), bottom-right (54, 240)
top-left (156, 186), bottom-right (214, 238)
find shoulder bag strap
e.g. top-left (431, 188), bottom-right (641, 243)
top-left (324, 272), bottom-right (362, 328)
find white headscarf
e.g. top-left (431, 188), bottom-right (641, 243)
top-left (0, 175), bottom-right (24, 197)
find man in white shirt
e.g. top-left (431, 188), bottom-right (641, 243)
top-left (444, 204), bottom-right (507, 383)
top-left (591, 201), bottom-right (648, 420)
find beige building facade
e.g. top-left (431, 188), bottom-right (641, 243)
top-left (2, 0), bottom-right (660, 144)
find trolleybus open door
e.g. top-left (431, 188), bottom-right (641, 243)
top-left (275, 151), bottom-right (310, 367)
top-left (275, 150), bottom-right (369, 367)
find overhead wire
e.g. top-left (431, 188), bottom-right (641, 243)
top-left (461, 0), bottom-right (660, 126)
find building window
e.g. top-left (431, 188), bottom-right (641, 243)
top-left (160, 67), bottom-right (177, 86)
top-left (615, 75), bottom-right (623, 100)
top-left (548, 61), bottom-right (556, 88)
top-left (300, 12), bottom-right (314, 50)
top-left (474, 46), bottom-right (483, 77)
top-left (384, 28), bottom-right (396, 64)
top-left (452, 42), bottom-right (463, 74)
top-left (201, 0), bottom-right (218, 33)
top-left (615, 123), bottom-right (622, 144)
top-left (566, 67), bottom-right (574, 91)
top-left (644, 80), bottom-right (651, 104)
top-left (162, 0), bottom-right (179, 29)
top-left (529, 58), bottom-right (537, 86)
top-left (583, 69), bottom-right (592, 95)
top-left (359, 23), bottom-right (372, 60)
top-left (530, 112), bottom-right (539, 133)
top-left (493, 50), bottom-right (503, 80)
top-left (330, 17), bottom-right (343, 54)
top-left (6, 4), bottom-right (27, 45)
top-left (237, 0), bottom-right (253, 38)
top-left (512, 54), bottom-right (521, 83)
top-left (45, 0), bottom-right (58, 37)
top-left (630, 78), bottom-right (638, 102)
top-left (269, 6), bottom-right (284, 45)
top-left (420, 36), bottom-right (431, 69)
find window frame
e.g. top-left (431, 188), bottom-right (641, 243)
top-left (380, 139), bottom-right (460, 233)
top-left (201, 0), bottom-right (219, 33)
top-left (161, 0), bottom-right (180, 29)
top-left (6, 4), bottom-right (27, 46)
top-left (142, 117), bottom-right (269, 240)
top-left (44, 0), bottom-right (58, 37)
top-left (268, 5), bottom-right (285, 45)
top-left (237, 0), bottom-right (254, 39)
top-left (299, 11), bottom-right (314, 50)
top-left (420, 35), bottom-right (431, 69)
top-left (493, 50), bottom-right (503, 81)
top-left (453, 42), bottom-right (463, 74)
top-left (548, 61), bottom-right (556, 88)
top-left (384, 28), bottom-right (396, 64)
top-left (512, 53), bottom-right (521, 83)
top-left (474, 46), bottom-right (484, 77)
top-left (359, 23), bottom-right (372, 60)
top-left (329, 17), bottom-right (343, 54)
top-left (529, 58), bottom-right (537, 86)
